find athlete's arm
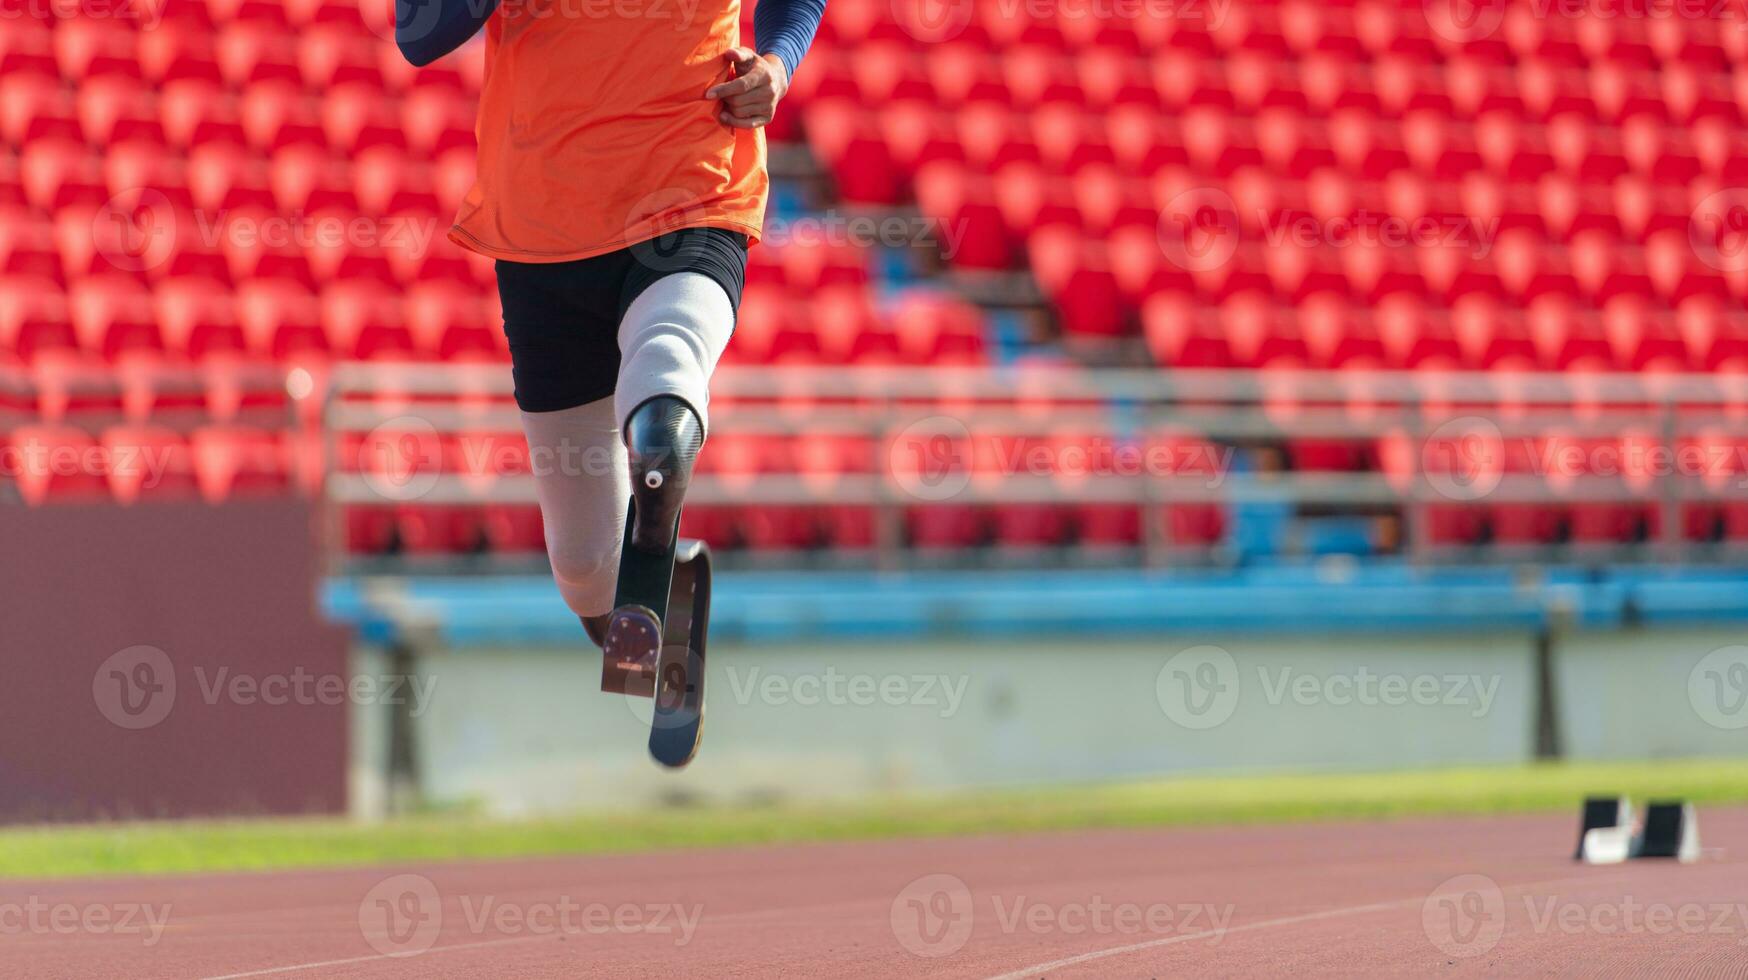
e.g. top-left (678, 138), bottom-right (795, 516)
top-left (755, 0), bottom-right (825, 82)
top-left (396, 0), bottom-right (499, 68)
top-left (705, 0), bottom-right (826, 129)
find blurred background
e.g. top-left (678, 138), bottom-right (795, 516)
top-left (3, 0), bottom-right (1747, 827)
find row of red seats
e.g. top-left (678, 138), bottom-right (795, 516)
top-left (5, 77), bottom-right (478, 156)
top-left (2, 204), bottom-right (485, 290)
top-left (1425, 502), bottom-right (1748, 546)
top-left (0, 275), bottom-right (500, 362)
top-left (798, 43), bottom-right (1748, 124)
top-left (2, 422), bottom-right (315, 503)
top-left (814, 106), bottom-right (1748, 210)
top-left (822, 104), bottom-right (1748, 191)
top-left (0, 271), bottom-right (988, 366)
top-left (3, 14), bottom-right (480, 93)
top-left (1143, 291), bottom-right (1748, 373)
top-left (817, 0), bottom-right (1748, 65)
top-left (347, 498), bottom-right (1748, 553)
top-left (340, 501), bottom-right (1226, 554)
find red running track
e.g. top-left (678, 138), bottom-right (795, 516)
top-left (5, 807), bottom-right (1744, 978)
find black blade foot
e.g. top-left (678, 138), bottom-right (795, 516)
top-left (648, 540), bottom-right (710, 769)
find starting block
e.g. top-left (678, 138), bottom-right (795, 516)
top-left (1573, 796), bottom-right (1701, 864)
top-left (1580, 796), bottom-right (1629, 855)
top-left (1635, 801), bottom-right (1701, 862)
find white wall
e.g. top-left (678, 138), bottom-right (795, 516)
top-left (343, 625), bottom-right (1746, 817)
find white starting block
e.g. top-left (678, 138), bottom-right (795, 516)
top-left (1575, 796), bottom-right (1633, 863)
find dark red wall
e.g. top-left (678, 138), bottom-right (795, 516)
top-left (0, 500), bottom-right (350, 823)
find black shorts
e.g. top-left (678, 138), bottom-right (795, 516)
top-left (495, 226), bottom-right (749, 413)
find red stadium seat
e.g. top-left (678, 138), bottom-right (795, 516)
top-left (191, 425), bottom-right (289, 500)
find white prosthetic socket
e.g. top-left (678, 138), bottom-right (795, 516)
top-left (521, 272), bottom-right (734, 618)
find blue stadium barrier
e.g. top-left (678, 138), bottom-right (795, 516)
top-left (321, 564), bottom-right (1748, 648)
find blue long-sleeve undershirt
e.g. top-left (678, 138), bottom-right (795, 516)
top-left (395, 0), bottom-right (499, 68)
top-left (396, 0), bottom-right (827, 80)
top-left (754, 0), bottom-right (826, 81)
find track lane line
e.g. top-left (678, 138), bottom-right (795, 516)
top-left (198, 935), bottom-right (556, 979)
top-left (979, 869), bottom-right (1656, 980)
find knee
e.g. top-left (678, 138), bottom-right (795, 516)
top-left (625, 328), bottom-right (708, 379)
top-left (546, 534), bottom-right (619, 589)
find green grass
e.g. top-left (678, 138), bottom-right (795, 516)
top-left (6, 758), bottom-right (1746, 880)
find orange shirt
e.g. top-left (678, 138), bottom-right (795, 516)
top-left (448, 0), bottom-right (766, 262)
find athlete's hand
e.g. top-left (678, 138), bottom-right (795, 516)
top-left (704, 47), bottom-right (788, 130)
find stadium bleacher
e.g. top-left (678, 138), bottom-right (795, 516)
top-left (5, 0), bottom-right (1748, 562)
